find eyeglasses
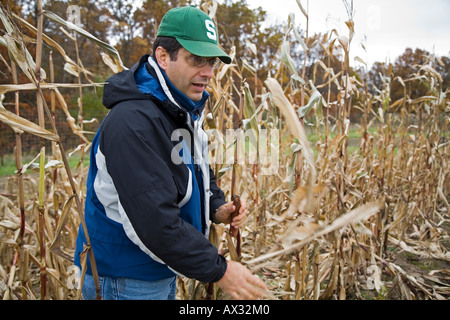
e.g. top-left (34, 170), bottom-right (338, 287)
top-left (186, 55), bottom-right (222, 69)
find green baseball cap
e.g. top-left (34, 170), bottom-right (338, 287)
top-left (157, 6), bottom-right (232, 64)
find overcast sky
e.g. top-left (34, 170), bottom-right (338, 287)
top-left (243, 0), bottom-right (450, 67)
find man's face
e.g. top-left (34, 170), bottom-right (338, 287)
top-left (157, 47), bottom-right (217, 101)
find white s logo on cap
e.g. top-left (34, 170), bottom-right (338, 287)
top-left (205, 20), bottom-right (217, 41)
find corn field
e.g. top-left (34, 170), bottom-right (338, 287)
top-left (0, 1), bottom-right (449, 300)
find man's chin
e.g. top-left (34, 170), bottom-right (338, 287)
top-left (188, 93), bottom-right (204, 102)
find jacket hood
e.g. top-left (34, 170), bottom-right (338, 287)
top-left (102, 55), bottom-right (150, 110)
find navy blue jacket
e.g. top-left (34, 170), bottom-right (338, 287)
top-left (74, 55), bottom-right (227, 283)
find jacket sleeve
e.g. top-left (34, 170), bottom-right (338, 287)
top-left (100, 102), bottom-right (227, 283)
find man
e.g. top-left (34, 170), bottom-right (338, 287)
top-left (74, 5), bottom-right (266, 300)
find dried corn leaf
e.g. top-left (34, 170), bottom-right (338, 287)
top-left (265, 77), bottom-right (316, 212)
top-left (280, 39), bottom-right (305, 84)
top-left (0, 106), bottom-right (59, 141)
top-left (12, 12), bottom-right (89, 78)
top-left (243, 83), bottom-right (259, 140)
top-left (284, 184), bottom-right (328, 218)
top-left (1, 34), bottom-right (39, 82)
top-left (246, 199), bottom-right (384, 267)
top-left (48, 195), bottom-right (75, 255)
top-left (295, 0), bottom-right (309, 19)
top-left (388, 262), bottom-right (434, 299)
top-left (226, 232), bottom-right (240, 261)
top-left (100, 51), bottom-right (119, 74)
top-left (0, 82), bottom-right (102, 95)
top-left (388, 235), bottom-right (450, 262)
top-left (43, 10), bottom-right (126, 72)
top-left (265, 78), bottom-right (315, 170)
top-left (0, 6), bottom-right (44, 82)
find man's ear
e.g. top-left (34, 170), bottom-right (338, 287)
top-left (154, 46), bottom-right (169, 71)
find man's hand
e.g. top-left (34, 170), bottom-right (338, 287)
top-left (216, 261), bottom-right (267, 300)
top-left (214, 199), bottom-right (247, 229)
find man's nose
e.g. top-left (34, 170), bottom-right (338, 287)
top-left (199, 64), bottom-right (214, 78)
